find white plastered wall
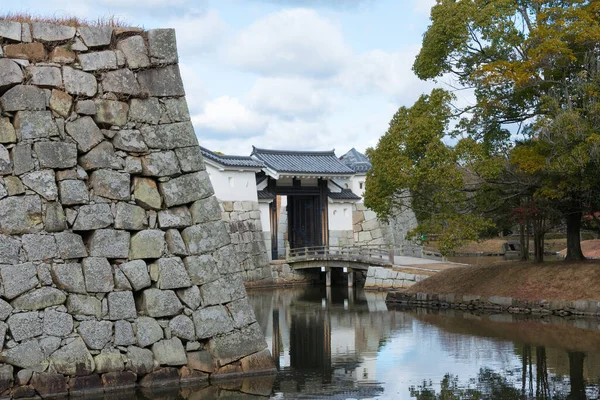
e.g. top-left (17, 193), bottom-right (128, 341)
top-left (205, 163), bottom-right (259, 202)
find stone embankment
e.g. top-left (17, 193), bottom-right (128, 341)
top-left (364, 267), bottom-right (429, 291)
top-left (387, 292), bottom-right (600, 317)
top-left (0, 20), bottom-right (273, 398)
top-left (220, 200), bottom-right (272, 285)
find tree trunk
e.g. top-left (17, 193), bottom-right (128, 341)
top-left (565, 211), bottom-right (585, 261)
top-left (519, 224), bottom-right (528, 261)
top-left (534, 232), bottom-right (544, 263)
top-left (567, 352), bottom-right (586, 399)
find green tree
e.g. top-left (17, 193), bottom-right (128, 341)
top-left (413, 0), bottom-right (600, 260)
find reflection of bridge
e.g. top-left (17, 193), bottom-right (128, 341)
top-left (286, 245), bottom-right (393, 287)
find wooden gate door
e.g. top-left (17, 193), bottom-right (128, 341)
top-left (289, 196), bottom-right (322, 249)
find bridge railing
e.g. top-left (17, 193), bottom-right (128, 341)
top-left (287, 245), bottom-right (393, 265)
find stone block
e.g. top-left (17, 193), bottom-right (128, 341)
top-left (94, 99), bottom-right (129, 126)
top-left (76, 99), bottom-right (96, 115)
top-left (160, 171), bottom-right (213, 207)
top-left (51, 263), bottom-right (86, 293)
top-left (72, 204), bottom-right (113, 231)
top-left (95, 352), bottom-right (125, 374)
top-left (1, 340), bottom-right (46, 373)
top-left (182, 221), bottom-right (230, 255)
top-left (115, 202), bottom-right (148, 231)
top-left (130, 230), bottom-right (165, 259)
top-left (138, 65), bottom-right (185, 97)
top-left (108, 291), bottom-right (136, 320)
top-left (166, 229), bottom-right (188, 256)
top-left (133, 177), bottom-right (162, 210)
top-left (78, 320), bottom-right (113, 349)
top-left (208, 323), bottom-right (267, 367)
top-left (214, 245), bottom-right (242, 274)
top-left (113, 129), bottom-right (148, 152)
top-left (40, 206), bottom-right (64, 234)
top-left (164, 98), bottom-right (190, 122)
top-left (21, 170), bottom-right (58, 201)
top-left (88, 229), bottom-right (131, 259)
top-left (117, 36), bottom-right (150, 69)
top-left (28, 66), bottom-right (62, 88)
top-left (147, 29), bottom-right (178, 64)
top-left (32, 22), bottom-right (75, 41)
top-left (58, 179), bottom-right (89, 205)
top-left (126, 346), bottom-right (154, 375)
top-left (90, 169), bottom-right (130, 201)
top-left (187, 351), bottom-right (214, 373)
top-left (150, 257), bottom-right (191, 290)
top-left (240, 349), bottom-right (275, 374)
top-left (192, 305), bottom-right (234, 340)
top-left (79, 51), bottom-right (118, 71)
top-left (141, 151), bottom-right (180, 177)
top-left (152, 337), bottom-right (187, 366)
top-left (14, 110), bottom-right (59, 140)
top-left (175, 146), bottom-right (204, 173)
top-left (4, 42), bottom-right (45, 61)
top-left (42, 310), bottom-right (73, 336)
top-left (140, 122), bottom-right (198, 150)
top-left (66, 294), bottom-right (101, 317)
top-left (22, 233), bottom-right (58, 261)
top-left (200, 278), bottom-right (232, 306)
top-left (183, 255), bottom-right (220, 285)
top-left (78, 26), bottom-right (113, 48)
top-left (49, 46), bottom-right (76, 64)
top-left (0, 20), bottom-right (21, 41)
top-left (4, 176), bottom-right (24, 196)
top-left (0, 117), bottom-right (16, 144)
top-left (176, 285), bottom-right (201, 310)
top-left (69, 374), bottom-right (103, 396)
top-left (12, 144), bottom-right (34, 176)
top-left (189, 197), bottom-right (222, 225)
top-left (29, 372), bottom-right (67, 398)
top-left (125, 156), bottom-right (143, 174)
top-left (8, 312), bottom-right (42, 341)
top-left (50, 337), bottom-right (95, 376)
top-left (34, 142), bottom-right (77, 169)
top-left (63, 66), bottom-right (97, 97)
top-left (137, 289), bottom-right (182, 318)
top-left (0, 59), bottom-right (23, 90)
top-left (55, 232), bottom-right (87, 259)
top-left (102, 68), bottom-right (140, 95)
top-left (119, 260), bottom-right (151, 291)
top-left (114, 267), bottom-right (132, 291)
top-left (115, 320), bottom-right (135, 346)
top-left (135, 316), bottom-right (163, 348)
top-left (227, 298), bottom-right (257, 329)
top-left (82, 257), bottom-right (115, 292)
top-left (66, 116), bottom-right (104, 153)
top-left (0, 234), bottom-right (20, 264)
top-left (0, 300), bottom-right (11, 322)
top-left (0, 145), bottom-right (10, 176)
top-left (158, 207), bottom-right (192, 229)
top-left (128, 98), bottom-right (161, 124)
top-left (78, 141), bottom-right (123, 171)
top-left (1, 85), bottom-right (46, 111)
top-left (1, 262), bottom-right (38, 299)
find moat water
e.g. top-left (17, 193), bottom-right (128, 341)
top-left (132, 286), bottom-right (600, 399)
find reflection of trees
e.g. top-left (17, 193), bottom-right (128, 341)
top-left (410, 347), bottom-right (590, 400)
top-left (409, 369), bottom-right (521, 399)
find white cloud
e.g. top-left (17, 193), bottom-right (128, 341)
top-left (247, 77), bottom-right (332, 119)
top-left (335, 48), bottom-right (436, 104)
top-left (225, 8), bottom-right (351, 77)
top-left (413, 0), bottom-right (436, 15)
top-left (179, 63), bottom-right (208, 115)
top-left (168, 10), bottom-right (228, 53)
top-left (192, 96), bottom-right (268, 136)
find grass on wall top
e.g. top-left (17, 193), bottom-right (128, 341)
top-left (0, 11), bottom-right (131, 27)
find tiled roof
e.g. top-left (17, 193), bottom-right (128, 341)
top-left (340, 148), bottom-right (372, 173)
top-left (328, 189), bottom-right (361, 201)
top-left (200, 146), bottom-right (264, 169)
top-left (251, 147), bottom-right (355, 175)
top-left (257, 190), bottom-right (276, 200)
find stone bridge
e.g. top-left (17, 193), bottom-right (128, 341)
top-left (286, 246), bottom-right (393, 287)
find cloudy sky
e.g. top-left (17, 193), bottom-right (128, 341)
top-left (7, 0), bottom-right (438, 156)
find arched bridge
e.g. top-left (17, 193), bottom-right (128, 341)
top-left (286, 245), bottom-right (394, 286)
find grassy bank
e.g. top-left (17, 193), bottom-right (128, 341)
top-left (407, 260), bottom-right (600, 301)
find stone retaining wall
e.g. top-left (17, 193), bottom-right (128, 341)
top-left (220, 201), bottom-right (272, 285)
top-left (387, 291), bottom-right (600, 318)
top-left (364, 267), bottom-right (429, 291)
top-left (270, 261), bottom-right (317, 285)
top-left (0, 20), bottom-right (273, 398)
top-left (329, 230), bottom-right (354, 247)
top-left (353, 201), bottom-right (418, 249)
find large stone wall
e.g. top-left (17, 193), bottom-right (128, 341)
top-left (220, 201), bottom-right (272, 285)
top-left (0, 20), bottom-right (272, 397)
top-left (353, 202), bottom-right (418, 250)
